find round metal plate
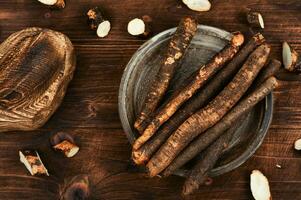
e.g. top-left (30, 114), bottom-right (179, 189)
top-left (118, 25), bottom-right (273, 177)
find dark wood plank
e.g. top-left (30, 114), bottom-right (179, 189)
top-left (0, 0), bottom-right (301, 199)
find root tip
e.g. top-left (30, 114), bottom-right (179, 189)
top-left (182, 179), bottom-right (199, 196)
top-left (231, 32), bottom-right (244, 47)
top-left (132, 150), bottom-right (149, 165)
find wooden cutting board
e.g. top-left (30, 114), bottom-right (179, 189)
top-left (0, 0), bottom-right (300, 199)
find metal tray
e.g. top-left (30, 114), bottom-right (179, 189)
top-left (118, 25), bottom-right (273, 177)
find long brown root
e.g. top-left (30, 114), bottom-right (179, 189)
top-left (133, 32), bottom-right (245, 150)
top-left (132, 33), bottom-right (265, 165)
top-left (163, 75), bottom-right (278, 177)
top-left (146, 44), bottom-right (270, 177)
top-left (252, 59), bottom-right (281, 88)
top-left (182, 77), bottom-right (278, 196)
top-left (181, 120), bottom-right (241, 196)
top-left (134, 17), bottom-right (198, 133)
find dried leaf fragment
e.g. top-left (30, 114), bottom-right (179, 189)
top-left (250, 170), bottom-right (272, 200)
top-left (182, 0), bottom-right (211, 12)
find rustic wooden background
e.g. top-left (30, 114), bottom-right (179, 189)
top-left (0, 0), bottom-right (301, 199)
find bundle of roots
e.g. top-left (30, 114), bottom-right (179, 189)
top-left (131, 16), bottom-right (280, 196)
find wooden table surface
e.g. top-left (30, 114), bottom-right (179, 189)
top-left (1, 0), bottom-right (301, 199)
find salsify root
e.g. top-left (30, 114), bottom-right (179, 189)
top-left (132, 33), bottom-right (265, 165)
top-left (252, 59), bottom-right (281, 88)
top-left (182, 77), bottom-right (278, 196)
top-left (163, 59), bottom-right (281, 177)
top-left (163, 75), bottom-right (277, 176)
top-left (146, 43), bottom-right (270, 177)
top-left (133, 32), bottom-right (245, 150)
top-left (181, 119), bottom-right (242, 196)
top-left (134, 16), bottom-right (198, 134)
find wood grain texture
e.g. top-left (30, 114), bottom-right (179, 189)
top-left (0, 27), bottom-right (76, 132)
top-left (0, 0), bottom-right (300, 199)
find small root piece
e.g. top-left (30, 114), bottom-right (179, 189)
top-left (54, 0), bottom-right (65, 9)
top-left (247, 11), bottom-right (265, 29)
top-left (50, 132), bottom-right (79, 158)
top-left (282, 41), bottom-right (301, 72)
top-left (146, 43), bottom-right (269, 178)
top-left (250, 170), bottom-right (272, 200)
top-left (275, 164), bottom-right (282, 169)
top-left (19, 150), bottom-right (49, 176)
top-left (294, 138), bottom-right (301, 150)
top-left (54, 140), bottom-right (80, 158)
top-left (37, 0), bottom-right (65, 9)
top-left (127, 18), bottom-right (151, 38)
top-left (182, 0), bottom-right (211, 12)
top-left (252, 59), bottom-right (281, 88)
top-left (87, 7), bottom-right (111, 38)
